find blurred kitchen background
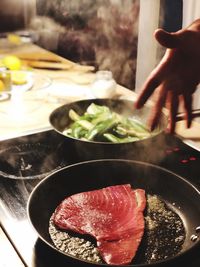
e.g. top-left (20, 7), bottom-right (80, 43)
top-left (0, 0), bottom-right (200, 105)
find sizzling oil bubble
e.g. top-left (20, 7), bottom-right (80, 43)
top-left (190, 234), bottom-right (198, 242)
top-left (49, 217), bottom-right (102, 263)
top-left (49, 194), bottom-right (185, 264)
top-left (195, 226), bottom-right (200, 233)
top-left (141, 195), bottom-right (185, 263)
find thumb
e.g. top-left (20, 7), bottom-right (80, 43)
top-left (154, 28), bottom-right (182, 48)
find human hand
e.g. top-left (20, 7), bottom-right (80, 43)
top-left (135, 19), bottom-right (200, 133)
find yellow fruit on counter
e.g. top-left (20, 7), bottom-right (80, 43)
top-left (11, 71), bottom-right (27, 85)
top-left (2, 55), bottom-right (22, 70)
top-left (0, 59), bottom-right (4, 68)
top-left (7, 34), bottom-right (22, 45)
top-left (0, 80), bottom-right (5, 91)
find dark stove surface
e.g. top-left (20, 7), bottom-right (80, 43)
top-left (0, 130), bottom-right (200, 267)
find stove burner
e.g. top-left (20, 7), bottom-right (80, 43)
top-left (0, 143), bottom-right (66, 179)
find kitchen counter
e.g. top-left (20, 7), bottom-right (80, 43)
top-left (0, 42), bottom-right (200, 267)
top-left (0, 227), bottom-right (25, 267)
top-left (0, 43), bottom-right (200, 147)
top-left (0, 43), bottom-right (137, 141)
top-left (0, 43), bottom-right (138, 266)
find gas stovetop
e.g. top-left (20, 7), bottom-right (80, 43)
top-left (0, 130), bottom-right (200, 267)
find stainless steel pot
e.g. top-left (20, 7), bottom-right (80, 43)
top-left (49, 98), bottom-right (168, 162)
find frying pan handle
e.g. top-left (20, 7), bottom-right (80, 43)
top-left (175, 109), bottom-right (200, 122)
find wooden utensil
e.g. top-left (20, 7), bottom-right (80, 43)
top-left (22, 59), bottom-right (95, 72)
top-left (22, 60), bottom-right (72, 70)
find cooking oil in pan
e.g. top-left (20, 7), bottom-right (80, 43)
top-left (137, 195), bottom-right (185, 263)
top-left (49, 195), bottom-right (185, 264)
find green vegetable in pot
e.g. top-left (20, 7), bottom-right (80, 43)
top-left (63, 103), bottom-right (152, 143)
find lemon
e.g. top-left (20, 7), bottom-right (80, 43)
top-left (2, 55), bottom-right (22, 70)
top-left (0, 59), bottom-right (4, 68)
top-left (11, 71), bottom-right (27, 85)
top-left (7, 34), bottom-right (22, 45)
top-left (0, 80), bottom-right (5, 91)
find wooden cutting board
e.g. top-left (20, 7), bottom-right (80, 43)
top-left (0, 43), bottom-right (95, 71)
top-left (22, 60), bottom-right (73, 70)
top-left (21, 60), bottom-right (95, 71)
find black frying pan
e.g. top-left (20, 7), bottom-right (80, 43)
top-left (27, 159), bottom-right (200, 267)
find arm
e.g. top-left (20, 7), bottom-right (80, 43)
top-left (135, 19), bottom-right (200, 133)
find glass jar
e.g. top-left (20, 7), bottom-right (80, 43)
top-left (90, 70), bottom-right (116, 98)
top-left (0, 67), bottom-right (12, 92)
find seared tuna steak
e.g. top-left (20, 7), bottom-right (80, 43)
top-left (53, 184), bottom-right (146, 265)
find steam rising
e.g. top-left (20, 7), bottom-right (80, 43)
top-left (0, 132), bottom-right (67, 180)
top-left (0, 0), bottom-right (169, 173)
top-left (29, 0), bottom-right (140, 89)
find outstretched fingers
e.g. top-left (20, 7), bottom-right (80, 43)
top-left (135, 76), bottom-right (161, 109)
top-left (168, 91), bottom-right (179, 134)
top-left (182, 92), bottom-right (193, 128)
top-left (135, 51), bottom-right (170, 109)
top-left (148, 85), bottom-right (167, 131)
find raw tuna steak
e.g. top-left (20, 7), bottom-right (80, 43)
top-left (53, 184), bottom-right (146, 265)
